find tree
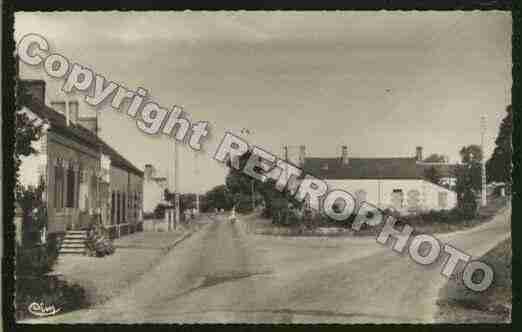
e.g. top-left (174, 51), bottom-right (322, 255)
top-left (15, 82), bottom-right (43, 196)
top-left (452, 144), bottom-right (485, 219)
top-left (459, 145), bottom-right (483, 164)
top-left (486, 105), bottom-right (512, 186)
top-left (424, 166), bottom-right (442, 185)
top-left (458, 145), bottom-right (482, 192)
top-left (423, 153), bottom-right (446, 163)
top-left (201, 185), bottom-right (234, 212)
top-left (454, 165), bottom-right (478, 219)
top-left (224, 149), bottom-right (304, 222)
top-left (225, 150), bottom-right (260, 213)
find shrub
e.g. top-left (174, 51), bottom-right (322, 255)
top-left (16, 275), bottom-right (88, 321)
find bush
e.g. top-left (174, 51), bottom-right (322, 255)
top-left (16, 275), bottom-right (88, 321)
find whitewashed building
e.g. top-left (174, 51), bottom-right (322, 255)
top-left (290, 145), bottom-right (458, 215)
top-left (142, 164), bottom-right (168, 214)
top-left (17, 79), bottom-right (144, 243)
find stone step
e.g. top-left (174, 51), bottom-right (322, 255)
top-left (65, 234), bottom-right (87, 239)
top-left (66, 231), bottom-right (87, 235)
top-left (62, 239), bottom-right (86, 244)
top-left (59, 230), bottom-right (88, 257)
top-left (61, 243), bottom-right (85, 249)
top-left (59, 248), bottom-right (85, 254)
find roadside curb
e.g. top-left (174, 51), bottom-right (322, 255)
top-left (160, 230), bottom-right (194, 254)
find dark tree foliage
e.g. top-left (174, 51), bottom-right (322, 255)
top-left (459, 144), bottom-right (483, 164)
top-left (201, 185), bottom-right (234, 212)
top-left (15, 81), bottom-right (43, 196)
top-left (454, 164), bottom-right (478, 219)
top-left (225, 149), bottom-right (304, 223)
top-left (15, 112), bottom-right (42, 193)
top-left (458, 144), bottom-right (482, 192)
top-left (424, 166), bottom-right (442, 185)
top-left (486, 105), bottom-right (512, 186)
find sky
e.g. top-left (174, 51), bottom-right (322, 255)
top-left (15, 11), bottom-right (512, 194)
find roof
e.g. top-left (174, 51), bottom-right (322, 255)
top-left (303, 157), bottom-right (422, 180)
top-left (416, 162), bottom-right (459, 178)
top-left (303, 157), bottom-right (461, 181)
top-left (21, 96), bottom-right (143, 177)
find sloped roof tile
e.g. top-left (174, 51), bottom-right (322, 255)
top-left (21, 96), bottom-right (143, 177)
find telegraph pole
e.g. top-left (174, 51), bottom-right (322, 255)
top-left (251, 180), bottom-right (255, 211)
top-left (480, 115), bottom-right (487, 207)
top-left (174, 128), bottom-right (181, 229)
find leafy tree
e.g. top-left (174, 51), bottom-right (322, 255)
top-left (458, 145), bottom-right (482, 192)
top-left (15, 81), bottom-right (43, 196)
top-left (423, 153), bottom-right (447, 163)
top-left (201, 185), bottom-right (234, 212)
top-left (225, 149), bottom-right (304, 223)
top-left (459, 145), bottom-right (483, 164)
top-left (454, 164), bottom-right (478, 219)
top-left (424, 166), bottom-right (442, 185)
top-left (486, 105), bottom-right (512, 187)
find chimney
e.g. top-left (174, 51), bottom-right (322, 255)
top-left (144, 164), bottom-right (154, 181)
top-left (416, 146), bottom-right (423, 162)
top-left (68, 101), bottom-right (79, 125)
top-left (19, 80), bottom-right (46, 104)
top-left (65, 99), bottom-right (70, 126)
top-left (283, 145), bottom-right (288, 161)
top-left (298, 145), bottom-right (306, 167)
top-left (341, 145), bottom-right (349, 165)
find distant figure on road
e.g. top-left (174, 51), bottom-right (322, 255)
top-left (229, 206), bottom-right (237, 223)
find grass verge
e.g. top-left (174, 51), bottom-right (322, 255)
top-left (435, 237), bottom-right (512, 323)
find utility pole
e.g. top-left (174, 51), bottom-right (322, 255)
top-left (251, 180), bottom-right (255, 211)
top-left (174, 134), bottom-right (180, 229)
top-left (194, 147), bottom-right (200, 214)
top-left (480, 115), bottom-right (487, 207)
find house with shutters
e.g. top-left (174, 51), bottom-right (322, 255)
top-left (287, 145), bottom-right (458, 215)
top-left (17, 78), bottom-right (144, 246)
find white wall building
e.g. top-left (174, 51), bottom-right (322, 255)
top-left (142, 164), bottom-right (168, 214)
top-left (293, 145), bottom-right (458, 215)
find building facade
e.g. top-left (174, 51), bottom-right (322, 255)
top-left (288, 145), bottom-right (458, 215)
top-left (142, 164), bottom-right (168, 215)
top-left (17, 79), bottom-right (144, 242)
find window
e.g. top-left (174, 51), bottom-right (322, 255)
top-left (111, 191), bottom-right (115, 224)
top-left (116, 191), bottom-right (121, 224)
top-left (407, 189), bottom-right (421, 210)
top-left (90, 174), bottom-right (97, 212)
top-left (122, 193), bottom-right (126, 223)
top-left (135, 191), bottom-right (138, 219)
top-left (66, 165), bottom-right (75, 208)
top-left (54, 164), bottom-right (64, 210)
top-left (391, 189), bottom-right (404, 209)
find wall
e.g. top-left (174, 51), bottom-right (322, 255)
top-left (422, 180), bottom-right (458, 211)
top-left (325, 178), bottom-right (457, 214)
top-left (129, 172), bottom-right (144, 224)
top-left (108, 166), bottom-right (144, 227)
top-left (143, 178), bottom-right (166, 214)
top-left (46, 131), bottom-right (99, 234)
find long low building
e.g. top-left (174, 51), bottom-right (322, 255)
top-left (17, 79), bottom-right (144, 244)
top-left (289, 145), bottom-right (458, 215)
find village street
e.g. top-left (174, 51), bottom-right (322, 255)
top-left (26, 205), bottom-right (510, 324)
